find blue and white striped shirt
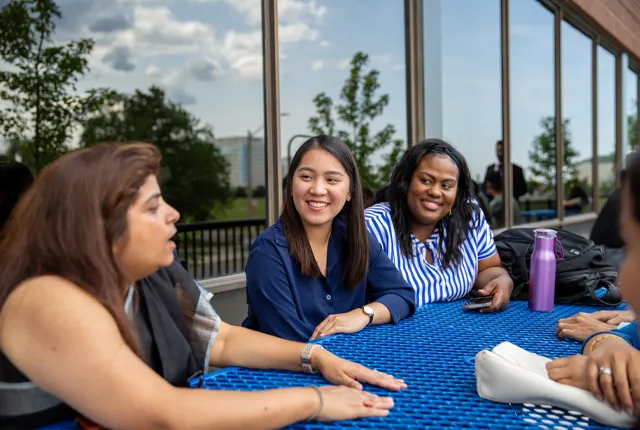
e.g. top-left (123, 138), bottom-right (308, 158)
top-left (365, 202), bottom-right (497, 307)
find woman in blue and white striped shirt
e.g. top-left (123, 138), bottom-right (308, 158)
top-left (365, 139), bottom-right (513, 310)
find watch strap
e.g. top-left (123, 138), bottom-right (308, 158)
top-left (362, 306), bottom-right (374, 326)
top-left (301, 344), bottom-right (323, 374)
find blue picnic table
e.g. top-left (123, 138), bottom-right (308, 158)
top-left (41, 300), bottom-right (627, 429)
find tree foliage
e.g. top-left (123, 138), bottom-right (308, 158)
top-left (308, 52), bottom-right (403, 190)
top-left (81, 86), bottom-right (232, 221)
top-left (0, 0), bottom-right (107, 172)
top-left (527, 116), bottom-right (580, 192)
top-left (629, 101), bottom-right (637, 150)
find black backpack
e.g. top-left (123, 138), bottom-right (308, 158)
top-left (494, 228), bottom-right (622, 306)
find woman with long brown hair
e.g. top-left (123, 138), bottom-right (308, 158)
top-left (0, 142), bottom-right (406, 429)
top-left (242, 135), bottom-right (415, 342)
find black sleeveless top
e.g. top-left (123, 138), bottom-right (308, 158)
top-left (0, 261), bottom-right (218, 429)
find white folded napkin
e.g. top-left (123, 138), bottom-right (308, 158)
top-left (475, 342), bottom-right (636, 428)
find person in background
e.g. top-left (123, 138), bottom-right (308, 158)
top-left (0, 143), bottom-right (405, 429)
top-left (547, 150), bottom-right (640, 415)
top-left (482, 139), bottom-right (527, 201)
top-left (472, 180), bottom-right (491, 222)
top-left (366, 139), bottom-right (513, 310)
top-left (0, 162), bottom-right (33, 233)
top-left (484, 169), bottom-right (521, 229)
top-left (243, 135), bottom-right (415, 342)
top-left (564, 185), bottom-right (590, 214)
top-left (589, 150), bottom-right (637, 271)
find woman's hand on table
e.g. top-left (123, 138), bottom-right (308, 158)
top-left (585, 339), bottom-right (640, 414)
top-left (590, 309), bottom-right (636, 325)
top-left (314, 386), bottom-right (394, 421)
top-left (476, 274), bottom-right (513, 312)
top-left (310, 309), bottom-right (370, 340)
top-left (313, 348), bottom-right (408, 392)
top-left (546, 354), bottom-right (590, 390)
top-left (556, 312), bottom-right (617, 341)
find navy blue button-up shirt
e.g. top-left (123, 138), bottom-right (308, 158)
top-left (242, 217), bottom-right (416, 341)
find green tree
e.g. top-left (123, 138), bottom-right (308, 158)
top-left (528, 116), bottom-right (580, 192)
top-left (0, 0), bottom-right (105, 172)
top-left (628, 100), bottom-right (637, 149)
top-left (308, 52), bottom-right (403, 190)
top-left (80, 86), bottom-right (232, 221)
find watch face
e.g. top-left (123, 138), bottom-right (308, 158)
top-left (363, 306), bottom-right (374, 315)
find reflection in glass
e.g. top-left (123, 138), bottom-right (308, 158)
top-left (0, 0), bottom-right (267, 279)
top-left (278, 0), bottom-right (406, 203)
top-left (424, 0), bottom-right (502, 228)
top-left (511, 1), bottom-right (555, 224)
top-left (597, 46), bottom-right (616, 208)
top-left (561, 22), bottom-right (593, 216)
top-left (624, 67), bottom-right (638, 161)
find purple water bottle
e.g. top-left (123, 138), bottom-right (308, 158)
top-left (529, 228), bottom-right (562, 312)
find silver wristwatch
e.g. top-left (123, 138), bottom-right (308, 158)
top-left (362, 305), bottom-right (374, 326)
top-left (301, 344), bottom-right (324, 374)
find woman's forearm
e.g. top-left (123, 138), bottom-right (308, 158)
top-left (170, 386), bottom-right (318, 430)
top-left (369, 302), bottom-right (392, 324)
top-left (210, 323), bottom-right (318, 371)
top-left (473, 266), bottom-right (507, 290)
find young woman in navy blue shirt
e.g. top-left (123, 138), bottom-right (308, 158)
top-left (243, 135), bottom-right (416, 342)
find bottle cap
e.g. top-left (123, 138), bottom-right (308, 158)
top-left (533, 228), bottom-right (557, 238)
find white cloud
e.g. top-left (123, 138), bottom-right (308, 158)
top-left (278, 0), bottom-right (326, 23)
top-left (220, 30), bottom-right (263, 80)
top-left (392, 63), bottom-right (405, 72)
top-left (337, 59), bottom-right (350, 69)
top-left (279, 22), bottom-right (319, 43)
top-left (202, 0), bottom-right (326, 26)
top-left (319, 40), bottom-right (330, 47)
top-left (311, 60), bottom-right (324, 72)
top-left (230, 55), bottom-right (263, 81)
top-left (61, 0), bottom-right (328, 86)
top-left (143, 57), bottom-right (219, 104)
top-left (132, 6), bottom-right (214, 52)
top-left (371, 54), bottom-right (392, 64)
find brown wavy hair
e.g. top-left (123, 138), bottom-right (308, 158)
top-left (0, 142), bottom-right (162, 352)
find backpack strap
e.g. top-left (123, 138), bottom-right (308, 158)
top-left (585, 279), bottom-right (623, 306)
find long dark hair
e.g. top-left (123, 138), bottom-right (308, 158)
top-left (375, 138), bottom-right (478, 269)
top-left (282, 135), bottom-right (368, 289)
top-left (0, 143), bottom-right (162, 353)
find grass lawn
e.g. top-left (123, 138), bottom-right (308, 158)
top-left (216, 197), bottom-right (266, 221)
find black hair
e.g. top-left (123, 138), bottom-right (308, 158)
top-left (281, 135), bottom-right (368, 289)
top-left (485, 170), bottom-right (503, 192)
top-left (374, 138), bottom-right (479, 269)
top-left (0, 162), bottom-right (34, 231)
top-left (623, 149), bottom-right (640, 223)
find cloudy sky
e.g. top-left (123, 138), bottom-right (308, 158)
top-left (12, 0), bottom-right (639, 180)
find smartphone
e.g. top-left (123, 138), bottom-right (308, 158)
top-left (462, 295), bottom-right (495, 311)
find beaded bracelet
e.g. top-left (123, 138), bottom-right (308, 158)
top-left (588, 334), bottom-right (618, 354)
top-left (306, 386), bottom-right (324, 421)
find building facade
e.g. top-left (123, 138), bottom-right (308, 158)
top-left (2, 0), bottom-right (640, 302)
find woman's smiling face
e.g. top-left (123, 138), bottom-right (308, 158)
top-left (291, 148), bottom-right (351, 229)
top-left (406, 154), bottom-right (459, 227)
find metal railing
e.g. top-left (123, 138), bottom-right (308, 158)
top-left (175, 219), bottom-right (267, 280)
top-left (175, 194), bottom-right (612, 280)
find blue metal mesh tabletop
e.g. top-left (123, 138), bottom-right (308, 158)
top-left (40, 300), bottom-right (629, 429)
top-left (196, 300), bottom-right (628, 430)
